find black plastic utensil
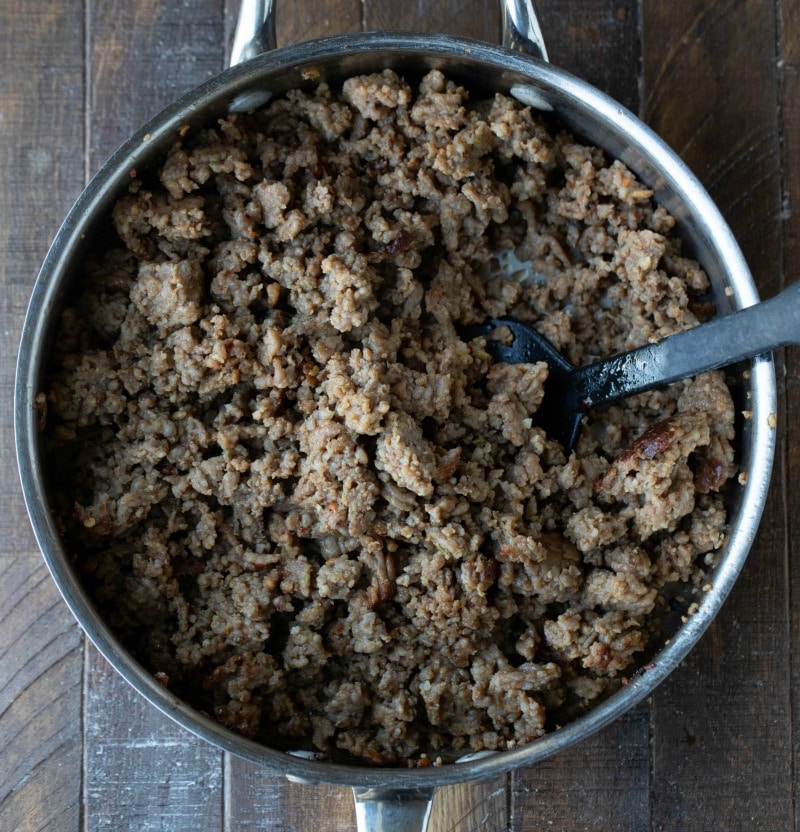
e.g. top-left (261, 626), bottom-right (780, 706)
top-left (462, 281), bottom-right (800, 452)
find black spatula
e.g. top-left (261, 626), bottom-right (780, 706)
top-left (461, 281), bottom-right (800, 452)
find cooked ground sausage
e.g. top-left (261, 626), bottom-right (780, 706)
top-left (43, 68), bottom-right (735, 764)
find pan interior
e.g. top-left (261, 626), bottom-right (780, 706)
top-left (16, 33), bottom-right (774, 788)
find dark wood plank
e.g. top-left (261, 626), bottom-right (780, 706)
top-left (363, 0), bottom-right (500, 42)
top-left (642, 1), bottom-right (791, 829)
top-left (429, 778), bottom-right (508, 832)
top-left (781, 0), bottom-right (800, 286)
top-left (82, 3), bottom-right (229, 829)
top-left (536, 0), bottom-right (641, 112)
top-left (642, 1), bottom-right (784, 284)
top-left (276, 0), bottom-right (362, 45)
top-left (227, 766), bottom-right (509, 832)
top-left (780, 0), bottom-right (800, 829)
top-left (228, 771), bottom-right (506, 832)
top-left (0, 556), bottom-right (83, 832)
top-left (224, 0), bottom-right (362, 64)
top-left (0, 0), bottom-right (85, 553)
top-left (85, 650), bottom-right (225, 830)
top-left (0, 2), bottom-right (86, 830)
top-left (512, 706), bottom-right (650, 831)
top-left (87, 0), bottom-right (226, 171)
top-left (227, 770), bottom-right (357, 832)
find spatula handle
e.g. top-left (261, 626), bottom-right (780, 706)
top-left (575, 280), bottom-right (800, 411)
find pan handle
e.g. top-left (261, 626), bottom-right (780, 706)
top-left (231, 0), bottom-right (276, 65)
top-left (502, 0), bottom-right (549, 60)
top-left (353, 787), bottom-right (435, 832)
top-left (230, 0), bottom-right (548, 66)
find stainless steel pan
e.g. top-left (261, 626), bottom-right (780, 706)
top-left (14, 1), bottom-right (777, 829)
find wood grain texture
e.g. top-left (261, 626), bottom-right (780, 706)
top-left (0, 0), bottom-right (85, 555)
top-left (85, 650), bottom-right (225, 832)
top-left (642, 0), bottom-right (790, 829)
top-left (536, 0), bottom-right (641, 112)
top-left (224, 0), bottom-right (362, 65)
top-left (87, 0), bottom-right (226, 170)
top-left (781, 0), bottom-right (800, 288)
top-left (780, 0), bottom-right (800, 63)
top-left (780, 1), bottom-right (800, 830)
top-left (511, 706), bottom-right (650, 832)
top-left (363, 0), bottom-right (500, 42)
top-left (642, 0), bottom-right (784, 282)
top-left (429, 777), bottom-right (508, 832)
top-left (0, 555), bottom-right (84, 832)
top-left (276, 0), bottom-right (362, 46)
top-left (224, 761), bottom-right (353, 831)
top-left (0, 3), bottom-right (85, 831)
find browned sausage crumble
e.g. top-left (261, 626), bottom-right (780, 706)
top-left (43, 68), bottom-right (735, 765)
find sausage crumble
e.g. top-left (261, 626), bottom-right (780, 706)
top-left (43, 69), bottom-right (735, 764)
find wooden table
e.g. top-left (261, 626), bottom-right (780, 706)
top-left (2, 1), bottom-right (797, 829)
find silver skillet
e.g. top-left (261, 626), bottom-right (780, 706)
top-left (14, 0), bottom-right (777, 829)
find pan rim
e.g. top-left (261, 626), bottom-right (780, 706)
top-left (14, 31), bottom-right (778, 789)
